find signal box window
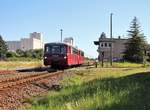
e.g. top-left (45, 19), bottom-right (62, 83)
top-left (109, 43), bottom-right (111, 47)
top-left (105, 43), bottom-right (107, 47)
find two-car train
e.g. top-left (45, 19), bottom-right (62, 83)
top-left (43, 42), bottom-right (84, 68)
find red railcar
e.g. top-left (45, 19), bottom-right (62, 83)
top-left (44, 42), bottom-right (84, 68)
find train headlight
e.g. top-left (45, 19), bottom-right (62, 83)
top-left (44, 56), bottom-right (47, 59)
top-left (64, 56), bottom-right (67, 59)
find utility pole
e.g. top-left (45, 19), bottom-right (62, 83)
top-left (110, 13), bottom-right (113, 66)
top-left (60, 29), bottom-right (63, 42)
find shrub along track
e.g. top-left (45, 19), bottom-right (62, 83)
top-left (0, 71), bottom-right (64, 110)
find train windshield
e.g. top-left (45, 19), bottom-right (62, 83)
top-left (51, 45), bottom-right (60, 54)
top-left (45, 45), bottom-right (66, 54)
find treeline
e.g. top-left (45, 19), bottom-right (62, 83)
top-left (6, 49), bottom-right (43, 60)
top-left (0, 35), bottom-right (43, 60)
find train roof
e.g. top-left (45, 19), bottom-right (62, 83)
top-left (45, 42), bottom-right (84, 52)
top-left (45, 42), bottom-right (68, 45)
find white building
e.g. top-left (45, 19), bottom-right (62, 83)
top-left (63, 37), bottom-right (74, 45)
top-left (30, 32), bottom-right (43, 50)
top-left (7, 32), bottom-right (43, 51)
top-left (6, 41), bottom-right (21, 52)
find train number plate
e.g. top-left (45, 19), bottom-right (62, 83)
top-left (52, 55), bottom-right (59, 57)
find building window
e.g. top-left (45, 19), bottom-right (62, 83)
top-left (105, 43), bottom-right (107, 47)
top-left (109, 43), bottom-right (111, 47)
top-left (101, 43), bottom-right (103, 47)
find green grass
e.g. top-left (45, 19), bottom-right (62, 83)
top-left (96, 61), bottom-right (145, 68)
top-left (0, 60), bottom-right (43, 70)
top-left (26, 66), bottom-right (150, 110)
top-left (113, 62), bottom-right (143, 68)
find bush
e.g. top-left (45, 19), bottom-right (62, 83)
top-left (6, 51), bottom-right (17, 58)
top-left (6, 49), bottom-right (43, 60)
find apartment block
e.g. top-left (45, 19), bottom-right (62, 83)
top-left (6, 41), bottom-right (21, 52)
top-left (7, 32), bottom-right (43, 51)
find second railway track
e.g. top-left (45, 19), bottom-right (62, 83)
top-left (0, 71), bottom-right (63, 91)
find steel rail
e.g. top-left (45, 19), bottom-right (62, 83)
top-left (0, 71), bottom-right (63, 90)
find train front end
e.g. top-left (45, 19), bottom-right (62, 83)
top-left (44, 43), bottom-right (68, 68)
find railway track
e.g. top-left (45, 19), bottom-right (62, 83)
top-left (0, 70), bottom-right (16, 75)
top-left (0, 63), bottom-right (93, 91)
top-left (0, 71), bottom-right (63, 91)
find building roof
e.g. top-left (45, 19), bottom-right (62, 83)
top-left (94, 38), bottom-right (128, 45)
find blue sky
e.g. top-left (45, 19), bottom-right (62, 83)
top-left (0, 0), bottom-right (150, 58)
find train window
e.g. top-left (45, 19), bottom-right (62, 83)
top-left (81, 51), bottom-right (84, 56)
top-left (70, 47), bottom-right (73, 54)
top-left (73, 48), bottom-right (78, 54)
top-left (68, 46), bottom-right (71, 53)
top-left (45, 45), bottom-right (51, 53)
top-left (51, 45), bottom-right (60, 54)
top-left (61, 46), bottom-right (67, 54)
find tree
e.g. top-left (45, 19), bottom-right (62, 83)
top-left (16, 49), bottom-right (25, 57)
top-left (33, 49), bottom-right (43, 59)
top-left (6, 51), bottom-right (17, 58)
top-left (16, 49), bottom-right (43, 59)
top-left (123, 17), bottom-right (147, 63)
top-left (0, 35), bottom-right (7, 59)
